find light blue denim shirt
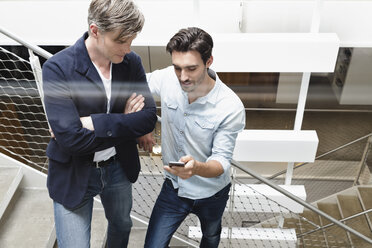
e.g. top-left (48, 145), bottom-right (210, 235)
top-left (147, 66), bottom-right (245, 199)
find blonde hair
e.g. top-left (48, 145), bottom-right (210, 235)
top-left (88, 0), bottom-right (144, 39)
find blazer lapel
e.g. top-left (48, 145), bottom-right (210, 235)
top-left (73, 33), bottom-right (105, 93)
top-left (110, 59), bottom-right (130, 111)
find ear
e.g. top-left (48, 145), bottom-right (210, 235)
top-left (89, 24), bottom-right (99, 39)
top-left (206, 55), bottom-right (213, 68)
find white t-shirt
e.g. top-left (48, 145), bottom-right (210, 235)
top-left (92, 62), bottom-right (116, 162)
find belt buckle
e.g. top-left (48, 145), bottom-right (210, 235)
top-left (95, 156), bottom-right (114, 168)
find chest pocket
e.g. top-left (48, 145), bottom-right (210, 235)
top-left (165, 102), bottom-right (178, 124)
top-left (194, 118), bottom-right (215, 143)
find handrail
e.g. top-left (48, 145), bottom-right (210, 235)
top-left (242, 107), bottom-right (372, 113)
top-left (266, 132), bottom-right (372, 181)
top-left (231, 159), bottom-right (372, 245)
top-left (354, 136), bottom-right (372, 185)
top-left (0, 26), bottom-right (52, 59)
top-left (298, 208), bottom-right (372, 238)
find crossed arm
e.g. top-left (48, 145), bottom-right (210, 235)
top-left (80, 92), bottom-right (146, 131)
top-left (82, 93), bottom-right (156, 151)
top-left (51, 92), bottom-right (149, 138)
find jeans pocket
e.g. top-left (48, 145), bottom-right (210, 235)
top-left (213, 183), bottom-right (231, 199)
top-left (164, 178), bottom-right (177, 191)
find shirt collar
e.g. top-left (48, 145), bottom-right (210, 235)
top-left (193, 72), bottom-right (221, 105)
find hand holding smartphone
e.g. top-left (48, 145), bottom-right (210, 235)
top-left (168, 161), bottom-right (185, 167)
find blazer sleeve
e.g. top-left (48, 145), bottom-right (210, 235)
top-left (91, 55), bottom-right (157, 138)
top-left (42, 60), bottom-right (122, 155)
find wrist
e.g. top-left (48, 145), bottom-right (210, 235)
top-left (192, 160), bottom-right (201, 176)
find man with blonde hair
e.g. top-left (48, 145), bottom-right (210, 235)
top-left (42, 0), bottom-right (156, 247)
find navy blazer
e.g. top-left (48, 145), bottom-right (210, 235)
top-left (42, 33), bottom-right (157, 209)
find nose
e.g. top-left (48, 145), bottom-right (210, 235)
top-left (180, 70), bottom-right (188, 82)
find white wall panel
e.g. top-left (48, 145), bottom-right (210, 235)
top-left (136, 0), bottom-right (193, 43)
top-left (211, 33), bottom-right (339, 72)
top-left (240, 1), bottom-right (313, 33)
top-left (0, 1), bottom-right (89, 45)
top-left (1, 0), bottom-right (371, 47)
top-left (0, 1), bottom-right (341, 73)
top-left (198, 1), bottom-right (241, 33)
top-left (321, 1), bottom-right (372, 47)
top-left (135, 33), bottom-right (339, 73)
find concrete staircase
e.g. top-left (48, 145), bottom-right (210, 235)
top-left (285, 185), bottom-right (372, 248)
top-left (0, 153), bottom-right (131, 247)
top-left (0, 152), bottom-right (190, 248)
top-left (0, 152), bottom-right (133, 248)
top-left (0, 153), bottom-right (55, 248)
top-left (4, 150), bottom-right (372, 247)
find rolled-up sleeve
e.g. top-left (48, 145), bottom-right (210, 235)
top-left (207, 105), bottom-right (246, 172)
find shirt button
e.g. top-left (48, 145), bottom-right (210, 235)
top-left (107, 130), bottom-right (112, 136)
top-left (184, 113), bottom-right (188, 116)
top-left (180, 131), bottom-right (184, 134)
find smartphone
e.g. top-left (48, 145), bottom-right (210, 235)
top-left (169, 161), bottom-right (185, 167)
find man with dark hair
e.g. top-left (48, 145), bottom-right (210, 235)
top-left (141, 27), bottom-right (245, 248)
top-left (42, 0), bottom-right (157, 247)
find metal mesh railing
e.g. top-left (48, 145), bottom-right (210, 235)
top-left (0, 46), bottom-right (50, 173)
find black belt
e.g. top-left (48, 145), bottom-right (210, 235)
top-left (94, 155), bottom-right (115, 168)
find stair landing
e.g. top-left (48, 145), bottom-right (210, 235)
top-left (0, 188), bottom-right (54, 248)
top-left (0, 167), bottom-right (19, 202)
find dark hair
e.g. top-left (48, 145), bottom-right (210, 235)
top-left (166, 27), bottom-right (213, 65)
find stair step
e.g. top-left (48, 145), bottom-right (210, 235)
top-left (317, 202), bottom-right (350, 247)
top-left (140, 155), bottom-right (164, 176)
top-left (283, 217), bottom-right (320, 247)
top-left (189, 226), bottom-right (297, 247)
top-left (359, 187), bottom-right (372, 210)
top-left (0, 188), bottom-right (54, 247)
top-left (0, 167), bottom-right (23, 220)
top-left (91, 203), bottom-right (107, 248)
top-left (300, 210), bottom-right (328, 247)
top-left (128, 227), bottom-right (146, 248)
top-left (127, 227), bottom-right (190, 248)
top-left (301, 209), bottom-right (322, 228)
top-left (228, 184), bottom-right (306, 213)
top-left (358, 187), bottom-right (372, 229)
top-left (283, 217), bottom-right (300, 230)
top-left (0, 167), bottom-right (19, 201)
top-left (338, 194), bottom-right (372, 247)
top-left (317, 202), bottom-right (342, 224)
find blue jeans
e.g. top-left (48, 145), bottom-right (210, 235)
top-left (144, 179), bottom-right (231, 248)
top-left (54, 159), bottom-right (133, 248)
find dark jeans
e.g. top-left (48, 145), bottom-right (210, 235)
top-left (144, 179), bottom-right (231, 248)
